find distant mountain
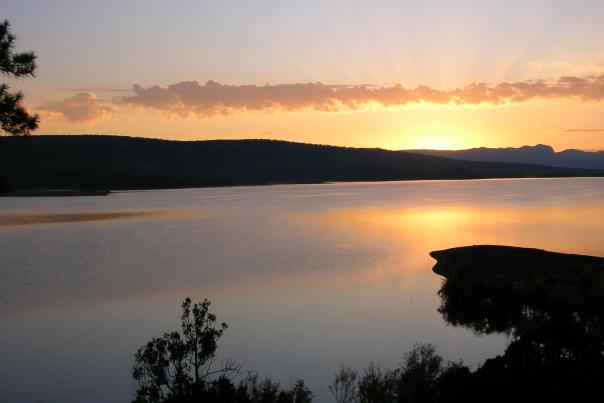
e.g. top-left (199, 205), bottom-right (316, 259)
top-left (409, 144), bottom-right (604, 170)
top-left (0, 135), bottom-right (602, 192)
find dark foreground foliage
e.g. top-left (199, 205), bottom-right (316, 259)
top-left (136, 244), bottom-right (604, 402)
top-left (132, 299), bottom-right (460, 403)
top-left (434, 245), bottom-right (604, 403)
top-left (329, 345), bottom-right (470, 403)
top-left (132, 297), bottom-right (312, 403)
top-left (0, 19), bottom-right (39, 191)
top-left (0, 19), bottom-right (39, 136)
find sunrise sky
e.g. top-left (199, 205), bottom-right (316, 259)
top-left (4, 0), bottom-right (604, 151)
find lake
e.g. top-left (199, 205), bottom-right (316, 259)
top-left (2, 178), bottom-right (604, 402)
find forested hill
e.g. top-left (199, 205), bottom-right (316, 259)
top-left (1, 135), bottom-right (602, 191)
top-left (410, 144), bottom-right (604, 170)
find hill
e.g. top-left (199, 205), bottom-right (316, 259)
top-left (0, 135), bottom-right (602, 192)
top-left (411, 144), bottom-right (604, 170)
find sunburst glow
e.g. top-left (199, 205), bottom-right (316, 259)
top-left (413, 135), bottom-right (460, 150)
top-left (5, 0), bottom-right (604, 150)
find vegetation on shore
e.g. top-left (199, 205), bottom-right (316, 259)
top-left (132, 297), bottom-right (313, 403)
top-left (432, 245), bottom-right (604, 402)
top-left (2, 135), bottom-right (603, 192)
top-left (135, 246), bottom-right (604, 402)
top-left (131, 297), bottom-right (468, 403)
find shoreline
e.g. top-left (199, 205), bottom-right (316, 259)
top-left (2, 175), bottom-right (603, 197)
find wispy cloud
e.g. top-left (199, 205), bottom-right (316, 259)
top-left (118, 75), bottom-right (604, 118)
top-left (59, 87), bottom-right (131, 93)
top-left (565, 129), bottom-right (604, 133)
top-left (525, 60), bottom-right (604, 78)
top-left (37, 92), bottom-right (116, 123)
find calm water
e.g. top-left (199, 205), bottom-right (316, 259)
top-left (2, 178), bottom-right (604, 402)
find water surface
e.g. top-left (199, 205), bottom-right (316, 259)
top-left (2, 178), bottom-right (604, 402)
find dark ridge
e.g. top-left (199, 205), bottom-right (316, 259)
top-left (1, 135), bottom-right (603, 192)
top-left (410, 144), bottom-right (604, 170)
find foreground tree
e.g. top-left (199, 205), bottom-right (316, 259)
top-left (346, 343), bottom-right (469, 403)
top-left (132, 297), bottom-right (313, 403)
top-left (1, 19), bottom-right (39, 136)
top-left (330, 366), bottom-right (358, 403)
top-left (236, 373), bottom-right (313, 403)
top-left (132, 297), bottom-right (236, 402)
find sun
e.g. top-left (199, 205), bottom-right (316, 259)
top-left (387, 132), bottom-right (468, 151)
top-left (415, 135), bottom-right (459, 150)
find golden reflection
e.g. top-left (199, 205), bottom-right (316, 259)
top-left (299, 203), bottom-right (604, 259)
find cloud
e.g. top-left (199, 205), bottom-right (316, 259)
top-left (118, 75), bottom-right (604, 118)
top-left (525, 60), bottom-right (604, 78)
top-left (37, 92), bottom-right (116, 123)
top-left (564, 129), bottom-right (604, 133)
top-left (40, 75), bottom-right (604, 123)
top-left (59, 87), bottom-right (131, 93)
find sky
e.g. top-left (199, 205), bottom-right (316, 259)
top-left (4, 0), bottom-right (604, 150)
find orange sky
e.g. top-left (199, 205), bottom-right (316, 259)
top-left (5, 0), bottom-right (604, 151)
top-left (35, 98), bottom-right (604, 151)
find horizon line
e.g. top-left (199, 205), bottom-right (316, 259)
top-left (17, 133), bottom-right (604, 153)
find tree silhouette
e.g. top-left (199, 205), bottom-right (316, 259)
top-left (1, 19), bottom-right (39, 136)
top-left (132, 297), bottom-right (314, 403)
top-left (350, 343), bottom-right (466, 403)
top-left (330, 366), bottom-right (358, 403)
top-left (236, 373), bottom-right (313, 403)
top-left (132, 298), bottom-right (237, 403)
top-left (433, 246), bottom-right (604, 402)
